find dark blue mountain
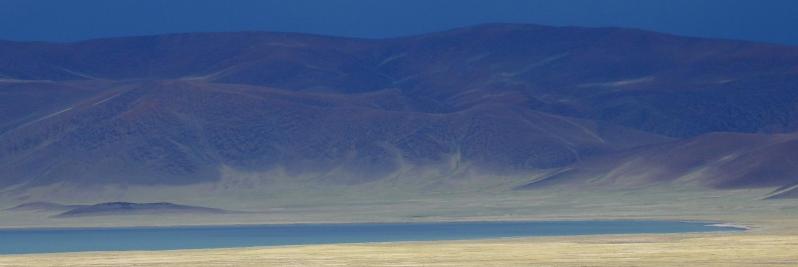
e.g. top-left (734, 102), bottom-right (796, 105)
top-left (1, 24), bottom-right (797, 198)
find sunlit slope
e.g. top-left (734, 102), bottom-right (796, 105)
top-left (519, 132), bottom-right (798, 198)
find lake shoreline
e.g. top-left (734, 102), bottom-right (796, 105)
top-left (0, 229), bottom-right (793, 267)
top-left (0, 217), bottom-right (745, 231)
top-left (0, 220), bottom-right (737, 255)
top-left (2, 214), bottom-right (793, 266)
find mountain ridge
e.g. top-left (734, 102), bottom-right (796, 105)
top-left (1, 23), bottom-right (797, 201)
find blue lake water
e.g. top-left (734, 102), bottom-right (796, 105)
top-left (0, 221), bottom-right (740, 254)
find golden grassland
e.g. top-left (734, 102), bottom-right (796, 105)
top-left (0, 232), bottom-right (796, 267)
top-left (1, 217), bottom-right (797, 267)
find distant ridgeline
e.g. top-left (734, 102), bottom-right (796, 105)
top-left (0, 23), bottom-right (797, 198)
top-left (6, 202), bottom-right (236, 218)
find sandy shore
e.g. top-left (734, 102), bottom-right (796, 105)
top-left (1, 216), bottom-right (796, 267)
top-left (0, 232), bottom-right (796, 267)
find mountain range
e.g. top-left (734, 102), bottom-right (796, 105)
top-left (1, 23), bottom-right (797, 202)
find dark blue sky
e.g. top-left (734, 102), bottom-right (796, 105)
top-left (1, 0), bottom-right (797, 45)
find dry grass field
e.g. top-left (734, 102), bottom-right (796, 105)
top-left (1, 224), bottom-right (797, 267)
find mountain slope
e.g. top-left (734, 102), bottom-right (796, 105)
top-left (3, 24), bottom-right (798, 137)
top-left (0, 24), bottom-right (797, 199)
top-left (518, 132), bottom-right (798, 198)
top-left (0, 80), bottom-right (667, 187)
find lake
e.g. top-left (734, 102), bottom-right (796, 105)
top-left (0, 220), bottom-right (741, 254)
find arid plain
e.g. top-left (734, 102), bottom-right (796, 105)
top-left (0, 224), bottom-right (796, 267)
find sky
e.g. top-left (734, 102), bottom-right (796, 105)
top-left (1, 0), bottom-right (797, 45)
